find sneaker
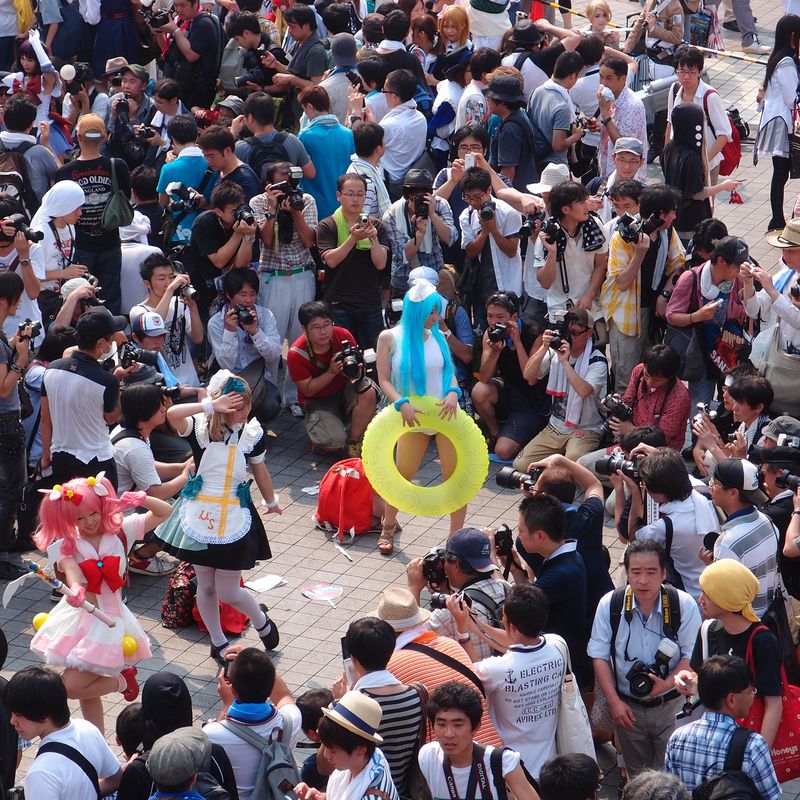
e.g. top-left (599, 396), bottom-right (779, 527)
top-left (257, 603), bottom-right (280, 651)
top-left (289, 403), bottom-right (304, 418)
top-left (722, 20), bottom-right (739, 31)
top-left (128, 552), bottom-right (177, 577)
top-left (120, 666), bottom-right (139, 701)
top-left (743, 39), bottom-right (770, 55)
top-left (50, 587), bottom-right (61, 603)
top-left (0, 561), bottom-right (27, 581)
top-left (9, 536), bottom-right (36, 553)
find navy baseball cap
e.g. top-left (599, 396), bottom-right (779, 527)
top-left (446, 528), bottom-right (498, 573)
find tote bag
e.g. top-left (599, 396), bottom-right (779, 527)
top-left (550, 634), bottom-right (596, 760)
top-left (761, 325), bottom-right (800, 417)
top-left (101, 158), bottom-right (134, 230)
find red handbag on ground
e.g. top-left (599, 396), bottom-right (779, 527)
top-left (739, 624), bottom-right (800, 783)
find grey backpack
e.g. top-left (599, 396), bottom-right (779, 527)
top-left (219, 718), bottom-right (301, 800)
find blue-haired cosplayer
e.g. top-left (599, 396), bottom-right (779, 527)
top-left (155, 369), bottom-right (282, 666)
top-left (375, 279), bottom-right (464, 554)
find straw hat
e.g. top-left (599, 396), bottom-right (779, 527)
top-left (373, 587), bottom-right (431, 631)
top-left (766, 218), bottom-right (800, 249)
top-left (322, 691), bottom-right (383, 743)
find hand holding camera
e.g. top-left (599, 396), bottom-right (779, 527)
top-left (224, 305), bottom-right (256, 333)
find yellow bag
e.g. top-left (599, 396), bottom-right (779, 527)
top-left (13, 0), bottom-right (34, 34)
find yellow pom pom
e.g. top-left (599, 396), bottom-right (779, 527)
top-left (53, 485), bottom-right (62, 493)
top-left (32, 612), bottom-right (48, 631)
top-left (87, 477), bottom-right (96, 486)
top-left (121, 636), bottom-right (138, 657)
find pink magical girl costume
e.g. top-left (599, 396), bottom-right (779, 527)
top-left (30, 476), bottom-right (152, 675)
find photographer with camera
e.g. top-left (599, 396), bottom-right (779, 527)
top-left (61, 63), bottom-right (109, 130)
top-left (514, 307), bottom-right (608, 471)
top-left (471, 291), bottom-right (549, 463)
top-left (131, 253), bottom-right (204, 389)
top-left (405, 527), bottom-right (511, 662)
top-left (286, 300), bottom-right (378, 455)
top-left (106, 63), bottom-right (155, 169)
top-left (600, 186), bottom-right (686, 393)
top-left (207, 269), bottom-right (282, 424)
top-left (227, 11), bottom-right (287, 95)
top-left (458, 167), bottom-right (522, 329)
top-left (588, 539), bottom-right (701, 777)
top-left (317, 173), bottom-right (390, 350)
top-left (134, 79), bottom-right (187, 168)
top-left (586, 138), bottom-right (645, 226)
top-left (199, 126), bottom-right (262, 204)
top-left (383, 168), bottom-right (457, 296)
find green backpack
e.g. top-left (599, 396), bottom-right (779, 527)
top-left (101, 157), bottom-right (135, 230)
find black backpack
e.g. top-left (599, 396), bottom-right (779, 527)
top-left (692, 727), bottom-right (761, 800)
top-left (245, 133), bottom-right (291, 183)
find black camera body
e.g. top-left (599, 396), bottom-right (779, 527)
top-left (430, 590), bottom-right (473, 611)
top-left (413, 195), bottom-right (429, 220)
top-left (776, 470), bottom-right (800, 493)
top-left (625, 659), bottom-right (667, 698)
top-left (147, 8), bottom-right (171, 27)
top-left (422, 548), bottom-right (447, 586)
top-left (595, 453), bottom-right (640, 481)
top-left (115, 92), bottom-right (131, 117)
top-left (541, 216), bottom-right (561, 244)
top-left (495, 466), bottom-right (543, 492)
top-left (17, 318), bottom-right (41, 339)
top-left (166, 183), bottom-right (200, 214)
top-left (486, 323), bottom-right (507, 344)
top-left (270, 167), bottom-right (304, 211)
top-left (0, 214), bottom-right (44, 244)
top-left (494, 524), bottom-right (513, 560)
top-left (616, 212), bottom-right (663, 245)
top-left (600, 393), bottom-right (634, 437)
top-left (519, 209), bottom-right (546, 240)
top-left (171, 260), bottom-right (198, 302)
top-left (64, 61), bottom-right (91, 95)
top-left (232, 304), bottom-right (255, 327)
top-left (234, 204), bottom-right (255, 226)
top-left (234, 66), bottom-right (269, 88)
top-left (479, 201), bottom-right (496, 221)
top-left (119, 342), bottom-right (160, 370)
top-left (335, 342), bottom-right (364, 382)
top-left (135, 124), bottom-right (158, 142)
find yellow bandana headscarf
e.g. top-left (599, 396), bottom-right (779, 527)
top-left (699, 559), bottom-right (760, 623)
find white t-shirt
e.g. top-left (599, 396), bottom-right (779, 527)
top-left (24, 719), bottom-right (121, 800)
top-left (473, 639), bottom-right (565, 778)
top-left (0, 245), bottom-right (45, 347)
top-left (204, 704), bottom-right (303, 800)
top-left (418, 741), bottom-right (520, 800)
top-left (111, 425), bottom-right (161, 493)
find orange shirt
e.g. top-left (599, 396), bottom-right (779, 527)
top-left (388, 631), bottom-right (502, 748)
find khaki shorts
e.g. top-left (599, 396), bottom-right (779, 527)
top-left (304, 383), bottom-right (359, 449)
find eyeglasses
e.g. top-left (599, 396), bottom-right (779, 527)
top-left (341, 192), bottom-right (366, 199)
top-left (381, 89), bottom-right (398, 96)
top-left (457, 143), bottom-right (484, 153)
top-left (306, 320), bottom-right (332, 333)
top-left (614, 156), bottom-right (642, 166)
top-left (568, 325), bottom-right (591, 335)
top-left (444, 554), bottom-right (460, 563)
top-left (463, 193), bottom-right (487, 204)
top-left (675, 67), bottom-right (700, 75)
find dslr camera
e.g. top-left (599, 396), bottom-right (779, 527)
top-left (234, 204), bottom-right (255, 226)
top-left (486, 323), bottom-right (508, 344)
top-left (422, 548), bottom-right (447, 586)
top-left (270, 166), bottom-right (304, 211)
top-left (495, 466), bottom-right (543, 492)
top-left (413, 195), bottom-right (429, 220)
top-left (600, 393), bottom-right (634, 437)
top-left (625, 638), bottom-right (680, 697)
top-left (115, 91), bottom-right (131, 117)
top-left (335, 342), bottom-right (364, 383)
top-left (140, 0), bottom-right (171, 28)
top-left (541, 216), bottom-right (561, 244)
top-left (692, 402), bottom-right (717, 426)
top-left (547, 309), bottom-right (573, 352)
top-left (16, 318), bottom-right (41, 339)
top-left (429, 589), bottom-right (472, 611)
top-left (232, 304), bottom-right (255, 327)
top-left (61, 62), bottom-right (91, 95)
top-left (170, 260), bottom-right (197, 302)
top-left (493, 523), bottom-right (514, 561)
top-left (119, 342), bottom-right (160, 370)
top-left (776, 470), bottom-right (800, 492)
top-left (0, 214), bottom-right (44, 244)
top-left (595, 453), bottom-right (640, 481)
top-left (616, 212), bottom-right (663, 245)
top-left (165, 182), bottom-right (201, 214)
top-left (519, 209), bottom-right (546, 240)
top-left (135, 124), bottom-right (158, 142)
top-left (234, 65), bottom-right (269, 88)
top-left (479, 201), bottom-right (496, 221)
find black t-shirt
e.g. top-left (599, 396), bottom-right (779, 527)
top-left (377, 48), bottom-right (426, 88)
top-left (317, 215), bottom-right (391, 308)
top-left (764, 494), bottom-right (800, 600)
top-left (496, 319), bottom-right (546, 406)
top-left (183, 209), bottom-right (231, 306)
top-left (163, 11), bottom-right (220, 109)
top-left (640, 237), bottom-right (661, 309)
top-left (690, 621), bottom-right (783, 697)
top-left (54, 156), bottom-right (131, 251)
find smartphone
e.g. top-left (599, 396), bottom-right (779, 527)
top-left (464, 153), bottom-right (475, 170)
top-left (341, 636), bottom-right (358, 688)
top-left (223, 659), bottom-right (231, 678)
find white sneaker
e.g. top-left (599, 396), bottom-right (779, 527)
top-left (128, 553), bottom-right (178, 577)
top-left (743, 39), bottom-right (770, 55)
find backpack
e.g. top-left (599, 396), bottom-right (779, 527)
top-left (219, 37), bottom-right (247, 93)
top-left (101, 157), bottom-right (135, 230)
top-left (671, 84), bottom-right (742, 176)
top-left (314, 457), bottom-right (381, 542)
top-left (692, 727), bottom-right (761, 800)
top-left (0, 140), bottom-right (38, 219)
top-left (219, 718), bottom-right (301, 800)
top-left (414, 83), bottom-right (434, 121)
top-left (245, 134), bottom-right (292, 184)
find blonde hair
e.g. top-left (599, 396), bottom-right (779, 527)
top-left (585, 0), bottom-right (612, 22)
top-left (208, 379), bottom-right (253, 442)
top-left (438, 6), bottom-right (469, 46)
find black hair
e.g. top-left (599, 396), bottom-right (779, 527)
top-left (643, 343), bottom-right (680, 379)
top-left (638, 448), bottom-right (693, 502)
top-left (119, 383), bottom-right (165, 429)
top-left (728, 375), bottom-right (774, 412)
top-left (227, 10), bottom-right (263, 35)
top-left (382, 9), bottom-right (410, 40)
top-left (485, 290), bottom-right (518, 315)
top-left (353, 120), bottom-right (384, 157)
top-left (692, 218), bottom-right (728, 254)
top-left (518, 493), bottom-right (565, 543)
top-left (620, 425), bottom-right (666, 455)
top-left (284, 4), bottom-right (317, 30)
top-left (0, 270), bottom-right (24, 306)
top-left (167, 113), bottom-right (199, 145)
top-left (375, 1), bottom-right (399, 13)
top-left (210, 181), bottom-right (245, 211)
top-left (384, 68), bottom-right (417, 102)
top-left (623, 539), bottom-right (667, 571)
top-left (317, 716), bottom-right (377, 757)
top-left (356, 57), bottom-right (388, 91)
top-left (553, 51), bottom-right (584, 80)
top-left (673, 44), bottom-right (704, 73)
top-left (539, 754), bottom-right (600, 800)
top-left (116, 702), bottom-right (143, 759)
top-left (243, 92), bottom-right (276, 126)
top-left (450, 125), bottom-right (489, 163)
top-left (222, 267), bottom-right (259, 298)
top-left (503, 585), bottom-right (549, 637)
top-left (131, 165), bottom-right (158, 202)
top-left (139, 251), bottom-right (172, 282)
top-left (639, 185), bottom-right (679, 218)
top-left (361, 13), bottom-right (385, 44)
top-left (697, 655), bottom-right (752, 711)
top-left (322, 3), bottom-right (352, 34)
top-left (427, 681), bottom-right (483, 729)
top-left (36, 326), bottom-right (77, 363)
top-left (764, 14), bottom-right (800, 91)
top-left (608, 180), bottom-right (643, 203)
top-left (199, 124), bottom-right (235, 154)
top-left (299, 300), bottom-right (333, 326)
top-left (0, 195), bottom-right (25, 221)
top-left (469, 48), bottom-right (502, 82)
top-left (266, 161), bottom-right (293, 183)
top-left (229, 647), bottom-right (277, 702)
top-left (575, 33), bottom-right (604, 67)
top-left (600, 54), bottom-right (628, 77)
top-left (296, 688), bottom-right (334, 733)
top-left (153, 78), bottom-right (180, 102)
top-left (460, 166), bottom-right (491, 193)
top-left (6, 666), bottom-right (70, 727)
top-left (549, 181), bottom-right (588, 220)
top-left (2, 93), bottom-right (36, 132)
top-left (338, 173), bottom-right (367, 192)
top-left (345, 617), bottom-right (396, 670)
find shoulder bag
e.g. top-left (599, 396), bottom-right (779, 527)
top-left (761, 324), bottom-right (800, 417)
top-left (101, 157), bottom-right (135, 230)
top-left (663, 268), bottom-right (705, 381)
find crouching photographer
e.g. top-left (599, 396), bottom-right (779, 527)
top-left (286, 301), bottom-right (378, 456)
top-left (405, 527), bottom-right (510, 661)
top-left (207, 269), bottom-right (282, 424)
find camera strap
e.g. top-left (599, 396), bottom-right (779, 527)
top-left (442, 745), bottom-right (493, 800)
top-left (48, 221), bottom-right (73, 268)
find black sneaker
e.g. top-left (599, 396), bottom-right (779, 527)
top-left (722, 20), bottom-right (739, 31)
top-left (0, 561), bottom-right (27, 580)
top-left (210, 642), bottom-right (230, 667)
top-left (257, 603), bottom-right (280, 651)
top-left (9, 536), bottom-right (36, 553)
top-left (50, 588), bottom-right (60, 603)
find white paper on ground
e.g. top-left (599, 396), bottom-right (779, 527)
top-left (245, 574), bottom-right (287, 592)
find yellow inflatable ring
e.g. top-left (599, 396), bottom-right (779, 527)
top-left (362, 395), bottom-right (489, 516)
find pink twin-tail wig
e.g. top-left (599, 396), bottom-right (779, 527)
top-left (34, 477), bottom-right (123, 557)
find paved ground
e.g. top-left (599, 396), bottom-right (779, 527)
top-left (5, 0), bottom-right (796, 793)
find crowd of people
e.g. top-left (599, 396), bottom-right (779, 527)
top-left (0, 0), bottom-right (795, 796)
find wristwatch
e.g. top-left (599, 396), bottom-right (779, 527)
top-left (442, 328), bottom-right (452, 338)
top-left (601, 116), bottom-right (611, 126)
top-left (9, 364), bottom-right (22, 374)
top-left (456, 631), bottom-right (471, 643)
top-left (661, 290), bottom-right (672, 300)
top-left (264, 211), bottom-right (275, 221)
top-left (19, 259), bottom-right (30, 268)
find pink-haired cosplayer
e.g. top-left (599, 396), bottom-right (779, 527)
top-left (31, 474), bottom-right (172, 733)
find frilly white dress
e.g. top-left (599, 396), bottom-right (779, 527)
top-left (30, 514), bottom-right (152, 675)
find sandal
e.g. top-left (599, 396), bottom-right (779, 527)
top-left (378, 521), bottom-right (401, 555)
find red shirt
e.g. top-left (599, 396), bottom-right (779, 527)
top-left (286, 326), bottom-right (358, 404)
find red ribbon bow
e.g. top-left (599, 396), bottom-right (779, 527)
top-left (12, 76), bottom-right (41, 105)
top-left (79, 556), bottom-right (124, 594)
top-left (729, 190), bottom-right (743, 205)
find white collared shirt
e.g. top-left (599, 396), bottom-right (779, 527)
top-left (379, 101), bottom-right (427, 181)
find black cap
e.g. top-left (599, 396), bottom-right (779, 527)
top-left (402, 168), bottom-right (434, 189)
top-left (509, 18), bottom-right (544, 46)
top-left (75, 307), bottom-right (128, 343)
top-left (712, 235), bottom-right (749, 267)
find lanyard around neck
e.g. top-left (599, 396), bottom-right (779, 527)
top-left (442, 744), bottom-right (492, 800)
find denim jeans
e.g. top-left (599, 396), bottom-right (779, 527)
top-left (330, 303), bottom-right (385, 351)
top-left (0, 415), bottom-right (26, 552)
top-left (75, 245), bottom-right (123, 315)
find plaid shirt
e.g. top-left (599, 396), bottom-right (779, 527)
top-left (665, 712), bottom-right (781, 800)
top-left (249, 192), bottom-right (318, 272)
top-left (600, 228), bottom-right (685, 336)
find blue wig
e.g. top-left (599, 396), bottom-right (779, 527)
top-left (398, 287), bottom-right (455, 397)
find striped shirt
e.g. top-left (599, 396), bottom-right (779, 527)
top-left (714, 508), bottom-right (780, 619)
top-left (362, 686), bottom-right (424, 796)
top-left (388, 632), bottom-right (502, 748)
